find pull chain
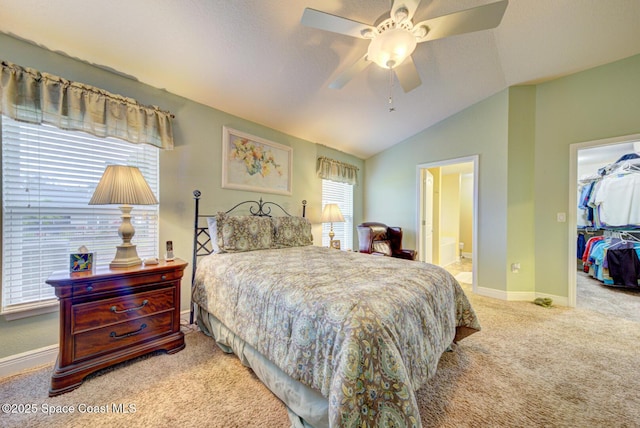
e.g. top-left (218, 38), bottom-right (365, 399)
top-left (388, 67), bottom-right (395, 112)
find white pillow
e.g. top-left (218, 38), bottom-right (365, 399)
top-left (206, 217), bottom-right (221, 253)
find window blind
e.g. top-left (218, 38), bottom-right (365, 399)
top-left (322, 179), bottom-right (353, 250)
top-left (1, 116), bottom-right (159, 314)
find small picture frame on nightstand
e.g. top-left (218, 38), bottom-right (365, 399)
top-left (70, 253), bottom-right (94, 273)
top-left (330, 240), bottom-right (341, 250)
top-left (165, 240), bottom-right (175, 261)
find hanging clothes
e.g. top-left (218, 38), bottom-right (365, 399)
top-left (578, 153), bottom-right (640, 228)
top-left (606, 246), bottom-right (640, 287)
top-left (577, 233), bottom-right (586, 259)
top-left (582, 235), bottom-right (604, 269)
top-left (592, 173), bottom-right (640, 226)
top-left (577, 150), bottom-right (640, 288)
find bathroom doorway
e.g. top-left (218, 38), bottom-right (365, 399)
top-left (417, 155), bottom-right (478, 291)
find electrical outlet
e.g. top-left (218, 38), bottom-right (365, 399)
top-left (511, 263), bottom-right (520, 273)
top-left (557, 212), bottom-right (566, 222)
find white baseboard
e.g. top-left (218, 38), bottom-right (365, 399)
top-left (0, 344), bottom-right (58, 379)
top-left (461, 252), bottom-right (473, 259)
top-left (475, 287), bottom-right (568, 307)
top-left (476, 286), bottom-right (508, 300)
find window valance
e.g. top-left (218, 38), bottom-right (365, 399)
top-left (316, 156), bottom-right (359, 185)
top-left (0, 60), bottom-right (174, 149)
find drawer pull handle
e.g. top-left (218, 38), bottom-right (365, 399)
top-left (110, 299), bottom-right (149, 314)
top-left (86, 286), bottom-right (94, 292)
top-left (110, 323), bottom-right (147, 339)
top-left (161, 275), bottom-right (167, 280)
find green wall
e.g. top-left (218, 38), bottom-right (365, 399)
top-left (365, 54), bottom-right (640, 300)
top-left (533, 54), bottom-right (640, 297)
top-left (0, 33), bottom-right (364, 359)
top-left (365, 91), bottom-right (510, 293)
top-left (506, 86), bottom-right (536, 293)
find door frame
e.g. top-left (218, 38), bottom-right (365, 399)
top-left (422, 169), bottom-right (434, 264)
top-left (417, 155), bottom-right (479, 292)
top-left (567, 132), bottom-right (640, 307)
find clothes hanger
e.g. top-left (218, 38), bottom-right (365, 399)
top-left (620, 231), bottom-right (640, 242)
top-left (607, 238), bottom-right (628, 249)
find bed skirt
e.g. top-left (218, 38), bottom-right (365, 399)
top-left (197, 305), bottom-right (329, 428)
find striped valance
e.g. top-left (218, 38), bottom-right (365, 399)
top-left (0, 60), bottom-right (174, 149)
top-left (316, 156), bottom-right (359, 185)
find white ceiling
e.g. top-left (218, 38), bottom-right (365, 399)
top-left (1, 0), bottom-right (639, 159)
top-left (578, 141), bottom-right (640, 165)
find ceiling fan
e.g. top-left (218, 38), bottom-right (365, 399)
top-left (301, 0), bottom-right (508, 93)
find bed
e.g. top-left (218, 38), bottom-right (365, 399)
top-left (190, 191), bottom-right (480, 427)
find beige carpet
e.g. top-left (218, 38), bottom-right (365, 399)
top-left (454, 272), bottom-right (473, 285)
top-left (1, 284), bottom-right (639, 427)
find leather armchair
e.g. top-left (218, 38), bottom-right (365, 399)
top-left (357, 222), bottom-right (417, 260)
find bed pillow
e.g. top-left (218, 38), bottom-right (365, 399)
top-left (206, 217), bottom-right (221, 253)
top-left (215, 212), bottom-right (273, 252)
top-left (271, 216), bottom-right (313, 247)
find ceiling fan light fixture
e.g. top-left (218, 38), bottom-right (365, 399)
top-left (367, 28), bottom-right (417, 69)
top-left (301, 0), bottom-right (509, 92)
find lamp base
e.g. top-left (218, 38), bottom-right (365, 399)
top-left (109, 243), bottom-right (142, 269)
top-left (328, 224), bottom-right (335, 241)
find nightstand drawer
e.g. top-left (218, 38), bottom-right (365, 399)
top-left (73, 311), bottom-right (174, 361)
top-left (72, 270), bottom-right (182, 297)
top-left (72, 287), bottom-right (175, 333)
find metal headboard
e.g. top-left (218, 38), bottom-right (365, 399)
top-left (189, 189), bottom-right (307, 323)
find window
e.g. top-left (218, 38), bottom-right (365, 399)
top-left (322, 179), bottom-right (353, 250)
top-left (1, 116), bottom-right (159, 317)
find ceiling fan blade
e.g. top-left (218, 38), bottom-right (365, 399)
top-left (394, 56), bottom-right (422, 93)
top-left (329, 54), bottom-right (372, 89)
top-left (390, 0), bottom-right (422, 23)
top-left (301, 8), bottom-right (376, 39)
top-left (414, 0), bottom-right (508, 43)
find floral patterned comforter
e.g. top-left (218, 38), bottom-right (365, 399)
top-left (192, 246), bottom-right (480, 427)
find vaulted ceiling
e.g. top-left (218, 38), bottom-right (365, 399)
top-left (1, 0), bottom-right (640, 158)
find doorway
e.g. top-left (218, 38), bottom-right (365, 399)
top-left (568, 134), bottom-right (640, 308)
top-left (417, 155), bottom-right (478, 293)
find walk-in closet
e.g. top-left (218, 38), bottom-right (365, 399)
top-left (576, 140), bottom-right (640, 320)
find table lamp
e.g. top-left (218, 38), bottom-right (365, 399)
top-left (321, 203), bottom-right (345, 244)
top-left (89, 165), bottom-right (158, 268)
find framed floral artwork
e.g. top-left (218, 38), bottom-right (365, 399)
top-left (222, 126), bottom-right (292, 195)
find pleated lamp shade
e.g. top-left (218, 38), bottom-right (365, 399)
top-left (321, 203), bottom-right (345, 223)
top-left (321, 203), bottom-right (344, 245)
top-left (89, 165), bottom-right (158, 268)
top-left (89, 165), bottom-right (158, 206)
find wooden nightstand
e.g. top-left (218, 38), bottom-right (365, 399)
top-left (46, 259), bottom-right (188, 396)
